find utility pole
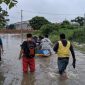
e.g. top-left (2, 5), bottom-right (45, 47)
top-left (6, 7), bottom-right (8, 48)
top-left (84, 13), bottom-right (85, 27)
top-left (21, 10), bottom-right (23, 42)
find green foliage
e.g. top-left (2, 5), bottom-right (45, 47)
top-left (60, 20), bottom-right (76, 29)
top-left (29, 16), bottom-right (49, 30)
top-left (61, 25), bottom-right (76, 29)
top-left (59, 28), bottom-right (76, 40)
top-left (71, 16), bottom-right (84, 26)
top-left (32, 16), bottom-right (85, 44)
top-left (32, 30), bottom-right (41, 36)
top-left (7, 24), bottom-right (16, 29)
top-left (61, 20), bottom-right (70, 25)
top-left (0, 7), bottom-right (9, 28)
top-left (1, 0), bottom-right (17, 9)
top-left (40, 24), bottom-right (58, 35)
top-left (72, 28), bottom-right (85, 43)
top-left (0, 0), bottom-right (17, 28)
top-left (50, 31), bottom-right (59, 43)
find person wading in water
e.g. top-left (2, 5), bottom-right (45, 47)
top-left (19, 33), bottom-right (36, 73)
top-left (53, 33), bottom-right (76, 79)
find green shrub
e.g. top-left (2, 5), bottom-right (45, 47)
top-left (72, 28), bottom-right (85, 43)
top-left (40, 24), bottom-right (58, 35)
top-left (50, 32), bottom-right (59, 43)
top-left (58, 29), bottom-right (75, 40)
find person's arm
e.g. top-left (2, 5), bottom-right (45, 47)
top-left (34, 41), bottom-right (36, 48)
top-left (19, 42), bottom-right (25, 60)
top-left (40, 40), bottom-right (43, 46)
top-left (70, 44), bottom-right (76, 68)
top-left (46, 38), bottom-right (53, 46)
top-left (19, 49), bottom-right (23, 60)
top-left (53, 42), bottom-right (59, 53)
top-left (0, 38), bottom-right (4, 53)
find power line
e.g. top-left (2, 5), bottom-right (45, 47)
top-left (8, 16), bottom-right (21, 19)
top-left (23, 9), bottom-right (84, 16)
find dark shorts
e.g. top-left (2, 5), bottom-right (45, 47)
top-left (58, 58), bottom-right (69, 75)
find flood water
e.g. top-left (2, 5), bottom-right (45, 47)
top-left (0, 34), bottom-right (85, 85)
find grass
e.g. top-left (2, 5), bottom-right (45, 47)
top-left (73, 42), bottom-right (85, 54)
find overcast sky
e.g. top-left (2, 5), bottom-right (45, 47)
top-left (2, 0), bottom-right (85, 24)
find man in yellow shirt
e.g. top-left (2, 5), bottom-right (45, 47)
top-left (53, 33), bottom-right (76, 79)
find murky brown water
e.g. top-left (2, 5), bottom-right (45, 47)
top-left (0, 34), bottom-right (85, 85)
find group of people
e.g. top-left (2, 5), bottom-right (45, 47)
top-left (33, 34), bottom-right (55, 56)
top-left (19, 33), bottom-right (76, 79)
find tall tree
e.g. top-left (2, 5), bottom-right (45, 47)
top-left (0, 0), bottom-right (17, 28)
top-left (29, 16), bottom-right (50, 30)
top-left (71, 16), bottom-right (85, 26)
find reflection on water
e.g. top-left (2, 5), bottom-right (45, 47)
top-left (0, 73), bottom-right (5, 85)
top-left (21, 72), bottom-right (35, 85)
top-left (0, 62), bottom-right (5, 85)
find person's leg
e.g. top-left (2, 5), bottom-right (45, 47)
top-left (0, 50), bottom-right (1, 61)
top-left (58, 59), bottom-right (69, 75)
top-left (29, 58), bottom-right (35, 72)
top-left (61, 59), bottom-right (69, 79)
top-left (58, 58), bottom-right (69, 79)
top-left (22, 57), bottom-right (29, 73)
top-left (62, 59), bottom-right (69, 72)
top-left (58, 59), bottom-right (63, 75)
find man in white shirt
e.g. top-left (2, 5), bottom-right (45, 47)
top-left (40, 35), bottom-right (55, 55)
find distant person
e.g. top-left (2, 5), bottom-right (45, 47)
top-left (19, 33), bottom-right (36, 73)
top-left (38, 36), bottom-right (44, 43)
top-left (37, 35), bottom-right (44, 49)
top-left (40, 34), bottom-right (55, 55)
top-left (33, 36), bottom-right (38, 43)
top-left (0, 37), bottom-right (3, 61)
top-left (53, 33), bottom-right (76, 79)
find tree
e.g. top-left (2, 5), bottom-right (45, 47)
top-left (0, 0), bottom-right (17, 9)
top-left (0, 7), bottom-right (9, 28)
top-left (60, 20), bottom-right (73, 29)
top-left (6, 24), bottom-right (16, 29)
top-left (71, 16), bottom-right (84, 26)
top-left (40, 24), bottom-right (58, 35)
top-left (0, 0), bottom-right (17, 28)
top-left (29, 16), bottom-right (50, 30)
top-left (61, 20), bottom-right (70, 25)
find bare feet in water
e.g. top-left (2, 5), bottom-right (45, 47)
top-left (60, 73), bottom-right (68, 80)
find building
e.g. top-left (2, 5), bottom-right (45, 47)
top-left (14, 20), bottom-right (32, 30)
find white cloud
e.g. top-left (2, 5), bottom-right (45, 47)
top-left (5, 0), bottom-right (85, 23)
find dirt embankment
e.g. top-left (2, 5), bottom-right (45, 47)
top-left (0, 29), bottom-right (35, 34)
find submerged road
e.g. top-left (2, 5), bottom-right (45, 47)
top-left (0, 34), bottom-right (85, 85)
